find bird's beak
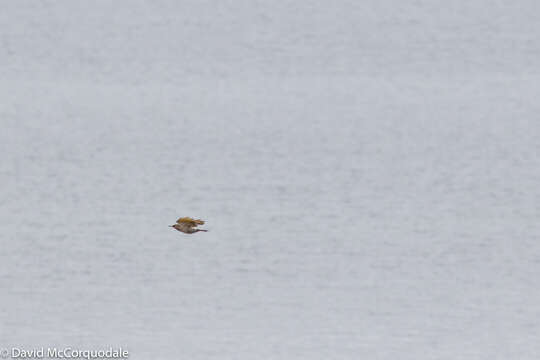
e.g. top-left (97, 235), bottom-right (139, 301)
top-left (168, 225), bottom-right (174, 227)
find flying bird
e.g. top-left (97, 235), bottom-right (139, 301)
top-left (169, 217), bottom-right (208, 234)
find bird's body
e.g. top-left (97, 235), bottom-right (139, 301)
top-left (170, 217), bottom-right (208, 234)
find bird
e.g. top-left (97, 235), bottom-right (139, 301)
top-left (169, 217), bottom-right (208, 234)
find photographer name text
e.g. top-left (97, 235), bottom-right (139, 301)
top-left (1, 347), bottom-right (128, 359)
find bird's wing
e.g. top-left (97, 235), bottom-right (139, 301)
top-left (177, 217), bottom-right (205, 227)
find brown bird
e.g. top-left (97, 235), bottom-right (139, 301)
top-left (169, 217), bottom-right (208, 234)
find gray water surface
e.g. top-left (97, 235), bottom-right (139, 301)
top-left (1, 1), bottom-right (540, 359)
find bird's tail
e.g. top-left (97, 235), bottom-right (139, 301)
top-left (197, 229), bottom-right (208, 232)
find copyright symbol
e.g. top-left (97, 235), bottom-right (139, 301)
top-left (0, 349), bottom-right (8, 358)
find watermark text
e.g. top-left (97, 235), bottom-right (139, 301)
top-left (0, 347), bottom-right (128, 359)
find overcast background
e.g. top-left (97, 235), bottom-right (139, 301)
top-left (1, 1), bottom-right (540, 359)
